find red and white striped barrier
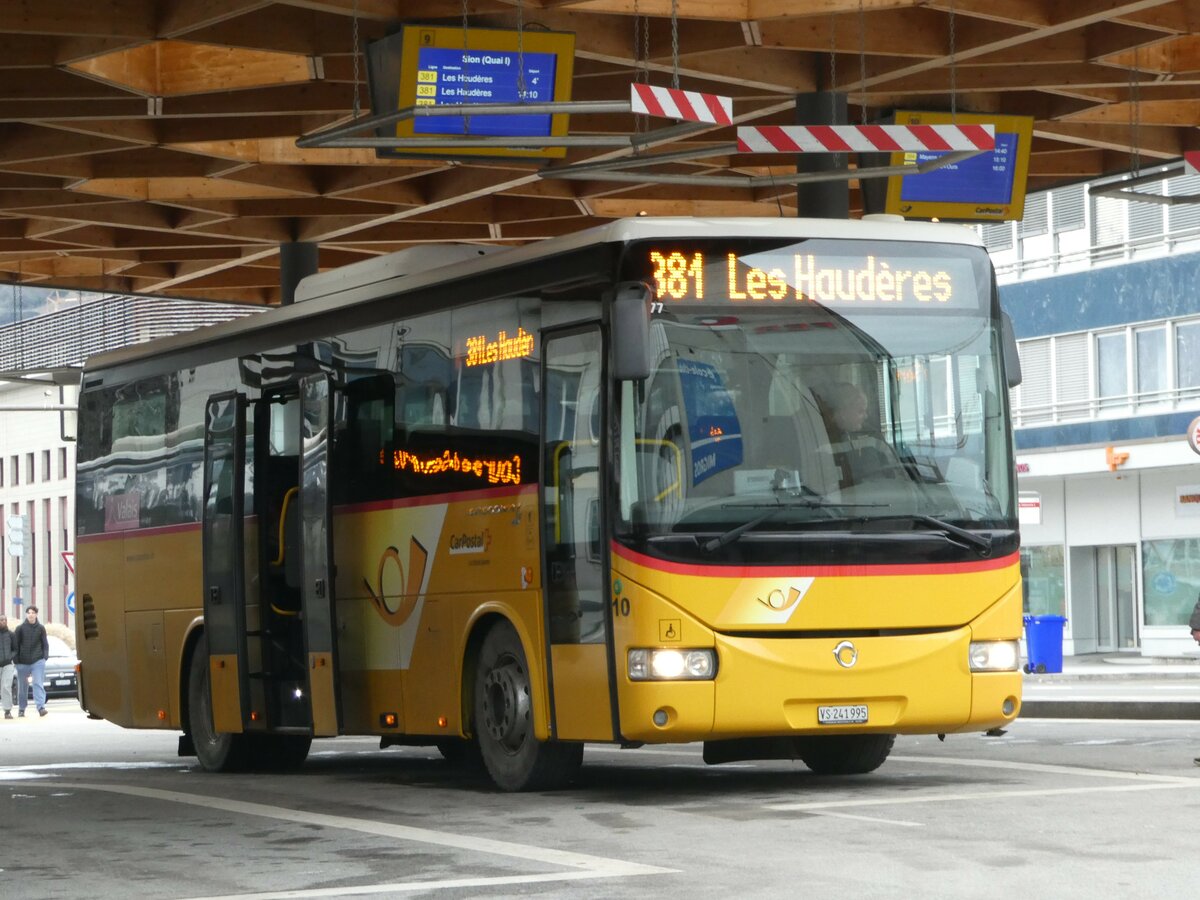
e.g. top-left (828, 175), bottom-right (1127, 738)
top-left (630, 83), bottom-right (733, 125)
top-left (736, 124), bottom-right (995, 154)
top-left (1185, 151), bottom-right (1200, 176)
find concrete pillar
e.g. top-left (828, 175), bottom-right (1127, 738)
top-left (279, 241), bottom-right (319, 306)
top-left (795, 91), bottom-right (848, 219)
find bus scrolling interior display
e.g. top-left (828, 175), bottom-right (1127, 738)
top-left (643, 246), bottom-right (980, 310)
top-left (366, 25), bottom-right (576, 161)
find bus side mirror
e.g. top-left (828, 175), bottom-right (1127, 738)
top-left (611, 282), bottom-right (653, 382)
top-left (1001, 311), bottom-right (1022, 389)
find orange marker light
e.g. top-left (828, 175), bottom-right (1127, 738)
top-left (157, 710), bottom-right (167, 721)
top-left (437, 716), bottom-right (448, 728)
top-left (250, 711), bottom-right (259, 721)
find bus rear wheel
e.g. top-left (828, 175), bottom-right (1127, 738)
top-left (473, 622), bottom-right (582, 792)
top-left (187, 635), bottom-right (253, 772)
top-left (794, 733), bottom-right (896, 775)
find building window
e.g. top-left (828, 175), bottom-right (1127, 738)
top-left (1020, 545), bottom-right (1066, 616)
top-left (1142, 538), bottom-right (1200, 626)
top-left (1177, 322), bottom-right (1200, 392)
top-left (9, 456), bottom-right (17, 486)
top-left (1134, 326), bottom-right (1167, 400)
top-left (25, 453), bottom-right (33, 484)
top-left (41, 450), bottom-right (50, 482)
top-left (1096, 331), bottom-right (1127, 407)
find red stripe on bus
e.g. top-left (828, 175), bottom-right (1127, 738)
top-left (611, 542), bottom-right (1018, 578)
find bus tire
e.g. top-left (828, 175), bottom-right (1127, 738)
top-left (186, 635), bottom-right (253, 773)
top-left (251, 734), bottom-right (312, 771)
top-left (437, 738), bottom-right (483, 771)
top-left (473, 621), bottom-right (582, 792)
top-left (794, 733), bottom-right (896, 775)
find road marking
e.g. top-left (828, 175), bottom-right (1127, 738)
top-left (807, 810), bottom-right (923, 828)
top-left (768, 778), bottom-right (1200, 812)
top-left (892, 753), bottom-right (1198, 783)
top-left (179, 871), bottom-right (655, 899)
top-left (27, 781), bottom-right (676, 896)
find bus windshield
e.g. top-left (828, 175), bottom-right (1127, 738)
top-left (615, 238), bottom-right (1015, 559)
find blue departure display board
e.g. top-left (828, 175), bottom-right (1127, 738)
top-left (899, 132), bottom-right (1020, 204)
top-left (414, 48), bottom-right (558, 137)
top-left (884, 111), bottom-right (1033, 221)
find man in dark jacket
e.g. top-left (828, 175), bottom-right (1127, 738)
top-left (0, 613), bottom-right (15, 719)
top-left (13, 605), bottom-right (48, 718)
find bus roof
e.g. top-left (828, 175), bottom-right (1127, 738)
top-left (81, 216), bottom-right (985, 380)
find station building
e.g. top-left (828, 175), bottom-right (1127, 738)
top-left (0, 295), bottom-right (258, 625)
top-left (991, 169), bottom-right (1200, 657)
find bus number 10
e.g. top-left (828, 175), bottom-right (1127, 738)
top-left (650, 251), bottom-right (705, 300)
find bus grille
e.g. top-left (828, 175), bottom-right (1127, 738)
top-left (81, 594), bottom-right (99, 640)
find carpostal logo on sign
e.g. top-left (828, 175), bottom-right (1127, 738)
top-left (449, 529), bottom-right (491, 555)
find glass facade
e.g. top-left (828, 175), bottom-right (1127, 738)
top-left (1142, 538), bottom-right (1200, 626)
top-left (1020, 545), bottom-right (1065, 616)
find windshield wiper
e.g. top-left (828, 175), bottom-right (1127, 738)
top-left (703, 496), bottom-right (880, 552)
top-left (866, 514), bottom-right (994, 556)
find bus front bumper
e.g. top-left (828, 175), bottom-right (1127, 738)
top-left (617, 627), bottom-right (1022, 743)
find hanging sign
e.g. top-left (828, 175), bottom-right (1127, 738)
top-left (1187, 415), bottom-right (1200, 455)
top-left (884, 111), bottom-right (1034, 222)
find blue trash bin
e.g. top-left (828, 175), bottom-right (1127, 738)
top-left (1023, 614), bottom-right (1066, 674)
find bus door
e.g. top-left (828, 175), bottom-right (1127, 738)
top-left (298, 373), bottom-right (341, 736)
top-left (542, 327), bottom-right (616, 741)
top-left (201, 392), bottom-right (250, 733)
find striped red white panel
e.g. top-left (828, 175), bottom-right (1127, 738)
top-left (1186, 151), bottom-right (1200, 176)
top-left (736, 124), bottom-right (995, 154)
top-left (630, 83), bottom-right (733, 125)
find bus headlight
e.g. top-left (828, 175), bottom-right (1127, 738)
top-left (628, 648), bottom-right (717, 681)
top-left (969, 640), bottom-right (1020, 672)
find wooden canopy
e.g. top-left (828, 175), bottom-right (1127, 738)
top-left (1, 0), bottom-right (1196, 304)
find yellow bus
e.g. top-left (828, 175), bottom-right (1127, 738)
top-left (74, 217), bottom-right (1024, 791)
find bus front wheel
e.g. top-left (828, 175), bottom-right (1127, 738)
top-left (187, 636), bottom-right (253, 772)
top-left (794, 733), bottom-right (896, 775)
top-left (473, 622), bottom-right (582, 791)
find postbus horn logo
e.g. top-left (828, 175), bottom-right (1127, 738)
top-left (363, 537), bottom-right (430, 627)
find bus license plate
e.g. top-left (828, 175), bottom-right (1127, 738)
top-left (818, 704), bottom-right (868, 725)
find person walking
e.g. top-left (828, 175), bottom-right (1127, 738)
top-left (0, 613), bottom-right (16, 719)
top-left (13, 605), bottom-right (48, 718)
top-left (1191, 594), bottom-right (1200, 766)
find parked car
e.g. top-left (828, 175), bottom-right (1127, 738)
top-left (9, 636), bottom-right (78, 702)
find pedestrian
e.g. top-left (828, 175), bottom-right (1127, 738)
top-left (1191, 594), bottom-right (1200, 766)
top-left (13, 605), bottom-right (48, 718)
top-left (0, 613), bottom-right (15, 719)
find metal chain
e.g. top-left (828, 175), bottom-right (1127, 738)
top-left (858, 0), bottom-right (867, 124)
top-left (670, 0), bottom-right (680, 90)
top-left (516, 0), bottom-right (526, 101)
top-left (830, 14), bottom-right (840, 169)
top-left (462, 0), bottom-right (471, 134)
top-left (633, 0), bottom-right (645, 134)
top-left (1130, 45), bottom-right (1141, 176)
top-left (948, 0), bottom-right (957, 120)
top-left (351, 0), bottom-right (361, 118)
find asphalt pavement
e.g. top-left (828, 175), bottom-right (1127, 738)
top-left (1021, 652), bottom-right (1200, 720)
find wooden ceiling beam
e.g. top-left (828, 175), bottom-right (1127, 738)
top-left (156, 0), bottom-right (273, 39)
top-left (1, 1), bottom-right (156, 39)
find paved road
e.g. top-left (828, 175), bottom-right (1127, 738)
top-left (3, 698), bottom-right (1200, 898)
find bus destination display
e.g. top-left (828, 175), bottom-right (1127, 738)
top-left (646, 249), bottom-right (979, 310)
